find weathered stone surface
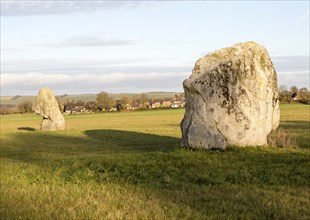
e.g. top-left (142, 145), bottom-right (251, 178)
top-left (181, 42), bottom-right (280, 149)
top-left (33, 87), bottom-right (65, 131)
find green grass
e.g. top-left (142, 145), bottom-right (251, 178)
top-left (0, 105), bottom-right (309, 219)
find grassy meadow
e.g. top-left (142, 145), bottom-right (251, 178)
top-left (0, 104), bottom-right (309, 219)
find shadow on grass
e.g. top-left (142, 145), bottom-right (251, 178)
top-left (17, 127), bottom-right (36, 131)
top-left (1, 128), bottom-right (309, 218)
top-left (281, 120), bottom-right (310, 130)
top-left (1, 129), bottom-right (179, 163)
top-left (280, 121), bottom-right (310, 148)
top-left (1, 129), bottom-right (309, 189)
top-left (84, 129), bottom-right (177, 152)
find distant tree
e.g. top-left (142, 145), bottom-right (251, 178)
top-left (139, 93), bottom-right (148, 108)
top-left (17, 101), bottom-right (33, 113)
top-left (279, 85), bottom-right (288, 92)
top-left (174, 94), bottom-right (180, 101)
top-left (65, 98), bottom-right (73, 104)
top-left (279, 90), bottom-right (290, 103)
top-left (0, 105), bottom-right (18, 114)
top-left (85, 101), bottom-right (97, 112)
top-left (290, 86), bottom-right (298, 94)
top-left (118, 95), bottom-right (131, 110)
top-left (299, 87), bottom-right (309, 94)
top-left (60, 94), bottom-right (68, 98)
top-left (96, 92), bottom-right (115, 111)
top-left (285, 85), bottom-right (299, 102)
top-left (299, 87), bottom-right (310, 104)
top-left (75, 100), bottom-right (85, 106)
top-left (121, 95), bottom-right (130, 104)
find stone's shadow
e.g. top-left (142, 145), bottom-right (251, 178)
top-left (1, 128), bottom-right (309, 217)
top-left (281, 121), bottom-right (310, 130)
top-left (280, 121), bottom-right (310, 148)
top-left (166, 123), bottom-right (182, 127)
top-left (84, 129), bottom-right (178, 152)
top-left (1, 129), bottom-right (179, 163)
top-left (17, 127), bottom-right (36, 131)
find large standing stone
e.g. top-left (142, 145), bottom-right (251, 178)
top-left (33, 87), bottom-right (65, 131)
top-left (181, 42), bottom-right (280, 149)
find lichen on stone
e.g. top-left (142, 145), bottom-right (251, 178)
top-left (181, 42), bottom-right (280, 149)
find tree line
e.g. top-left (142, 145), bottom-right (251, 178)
top-left (1, 86), bottom-right (309, 115)
top-left (0, 101), bottom-right (33, 114)
top-left (63, 92), bottom-right (152, 113)
top-left (95, 92), bottom-right (150, 111)
top-left (278, 85), bottom-right (310, 104)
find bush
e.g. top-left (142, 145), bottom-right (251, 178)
top-left (17, 101), bottom-right (33, 113)
top-left (267, 128), bottom-right (296, 148)
top-left (0, 106), bottom-right (18, 114)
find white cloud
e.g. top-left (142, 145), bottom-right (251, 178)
top-left (1, 57), bottom-right (192, 74)
top-left (1, 72), bottom-right (188, 95)
top-left (2, 70), bottom-right (309, 96)
top-left (271, 55), bottom-right (309, 73)
top-left (44, 36), bottom-right (137, 47)
top-left (1, 1), bottom-right (162, 16)
top-left (277, 71), bottom-right (309, 75)
top-left (1, 54), bottom-right (309, 95)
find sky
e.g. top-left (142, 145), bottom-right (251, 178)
top-left (1, 0), bottom-right (309, 95)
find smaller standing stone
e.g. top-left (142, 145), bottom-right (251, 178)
top-left (33, 87), bottom-right (65, 131)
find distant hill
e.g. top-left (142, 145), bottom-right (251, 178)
top-left (0, 96), bottom-right (36, 106)
top-left (0, 92), bottom-right (181, 106)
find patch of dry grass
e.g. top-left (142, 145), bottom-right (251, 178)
top-left (267, 128), bottom-right (296, 148)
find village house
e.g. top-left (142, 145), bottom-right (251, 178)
top-left (61, 93), bottom-right (186, 114)
top-left (149, 95), bottom-right (185, 109)
top-left (171, 100), bottom-right (183, 108)
top-left (150, 99), bottom-right (162, 108)
top-left (64, 105), bottom-right (85, 114)
top-left (162, 98), bottom-right (173, 108)
top-left (64, 100), bottom-right (94, 114)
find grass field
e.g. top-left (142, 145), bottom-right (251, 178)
top-left (0, 104), bottom-right (309, 219)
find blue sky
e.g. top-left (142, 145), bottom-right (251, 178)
top-left (1, 0), bottom-right (309, 95)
